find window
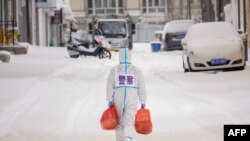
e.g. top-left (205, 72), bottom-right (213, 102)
top-left (98, 21), bottom-right (127, 38)
top-left (88, 0), bottom-right (123, 15)
top-left (37, 0), bottom-right (47, 2)
top-left (142, 0), bottom-right (165, 13)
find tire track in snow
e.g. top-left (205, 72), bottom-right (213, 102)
top-left (0, 64), bottom-right (71, 138)
top-left (153, 70), bottom-right (235, 135)
top-left (52, 64), bottom-right (106, 141)
top-left (46, 65), bottom-right (89, 141)
top-left (58, 100), bottom-right (85, 141)
top-left (0, 80), bottom-right (49, 138)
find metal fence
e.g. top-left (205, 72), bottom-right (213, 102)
top-left (0, 0), bottom-right (18, 46)
top-left (0, 21), bottom-right (17, 46)
top-left (133, 23), bottom-right (164, 42)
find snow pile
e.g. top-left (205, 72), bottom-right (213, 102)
top-left (0, 44), bottom-right (250, 141)
top-left (0, 51), bottom-right (11, 63)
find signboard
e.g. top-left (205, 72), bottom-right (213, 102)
top-left (37, 0), bottom-right (56, 8)
top-left (51, 9), bottom-right (63, 24)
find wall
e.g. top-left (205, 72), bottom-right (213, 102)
top-left (127, 0), bottom-right (139, 9)
top-left (69, 0), bottom-right (86, 29)
top-left (70, 0), bottom-right (84, 11)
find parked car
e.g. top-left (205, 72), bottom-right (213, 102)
top-left (182, 22), bottom-right (246, 72)
top-left (162, 20), bottom-right (194, 51)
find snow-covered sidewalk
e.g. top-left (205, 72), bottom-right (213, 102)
top-left (0, 44), bottom-right (250, 141)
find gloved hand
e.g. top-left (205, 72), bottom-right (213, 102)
top-left (108, 101), bottom-right (113, 107)
top-left (141, 103), bottom-right (146, 109)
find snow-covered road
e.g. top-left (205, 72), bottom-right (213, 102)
top-left (0, 44), bottom-right (250, 141)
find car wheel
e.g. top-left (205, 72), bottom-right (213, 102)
top-left (99, 49), bottom-right (111, 59)
top-left (163, 42), bottom-right (168, 51)
top-left (182, 52), bottom-right (189, 72)
top-left (70, 54), bottom-right (79, 58)
top-left (187, 57), bottom-right (193, 72)
top-left (183, 61), bottom-right (189, 72)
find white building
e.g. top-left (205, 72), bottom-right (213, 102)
top-left (36, 0), bottom-right (76, 47)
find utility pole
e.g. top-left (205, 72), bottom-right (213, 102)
top-left (238, 0), bottom-right (241, 30)
top-left (242, 0), bottom-right (248, 61)
top-left (243, 0), bottom-right (246, 33)
top-left (26, 0), bottom-right (30, 43)
top-left (12, 0), bottom-right (15, 45)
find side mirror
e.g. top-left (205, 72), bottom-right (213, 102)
top-left (89, 23), bottom-right (93, 34)
top-left (181, 39), bottom-right (187, 47)
top-left (89, 23), bottom-right (93, 30)
top-left (131, 23), bottom-right (136, 34)
top-left (95, 29), bottom-right (102, 35)
top-left (71, 28), bottom-right (77, 32)
top-left (131, 23), bottom-right (135, 30)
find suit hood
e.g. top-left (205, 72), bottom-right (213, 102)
top-left (119, 48), bottom-right (131, 64)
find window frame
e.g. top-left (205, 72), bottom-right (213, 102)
top-left (142, 0), bottom-right (165, 14)
top-left (87, 0), bottom-right (123, 15)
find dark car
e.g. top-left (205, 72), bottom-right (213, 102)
top-left (164, 32), bottom-right (186, 51)
top-left (162, 20), bottom-right (194, 51)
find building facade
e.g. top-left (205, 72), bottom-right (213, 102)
top-left (70, 0), bottom-right (203, 29)
top-left (0, 0), bottom-right (20, 46)
top-left (0, 0), bottom-right (75, 47)
top-left (69, 0), bottom-right (250, 47)
top-left (216, 0), bottom-right (249, 53)
top-left (69, 0), bottom-right (204, 42)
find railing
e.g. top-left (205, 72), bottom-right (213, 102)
top-left (0, 20), bottom-right (18, 46)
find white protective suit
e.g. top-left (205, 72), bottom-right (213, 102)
top-left (106, 48), bottom-right (147, 141)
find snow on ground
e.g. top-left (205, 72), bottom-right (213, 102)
top-left (0, 43), bottom-right (250, 141)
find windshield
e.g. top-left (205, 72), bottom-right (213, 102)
top-left (98, 21), bottom-right (127, 38)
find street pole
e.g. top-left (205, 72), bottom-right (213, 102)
top-left (238, 0), bottom-right (241, 30)
top-left (243, 0), bottom-right (248, 61)
top-left (12, 0), bottom-right (15, 45)
top-left (26, 0), bottom-right (30, 43)
top-left (243, 0), bottom-right (246, 33)
top-left (0, 0), bottom-right (3, 45)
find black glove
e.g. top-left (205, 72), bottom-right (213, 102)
top-left (108, 101), bottom-right (113, 107)
top-left (141, 103), bottom-right (146, 109)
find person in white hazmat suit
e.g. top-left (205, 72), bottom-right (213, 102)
top-left (106, 47), bottom-right (147, 141)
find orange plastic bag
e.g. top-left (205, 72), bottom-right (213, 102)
top-left (135, 108), bottom-right (153, 134)
top-left (100, 105), bottom-right (119, 130)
